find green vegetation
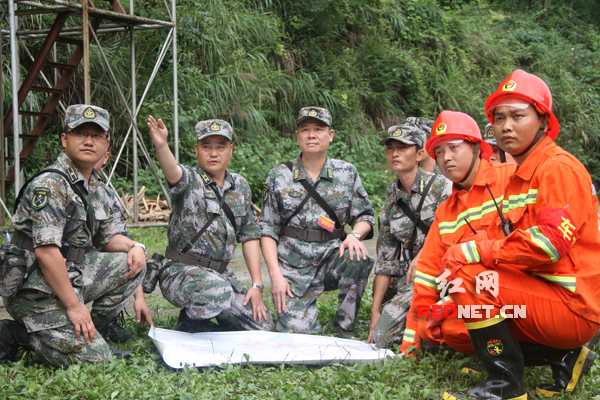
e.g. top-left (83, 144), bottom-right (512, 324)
top-left (1, 227), bottom-right (599, 398)
top-left (4, 0), bottom-right (599, 211)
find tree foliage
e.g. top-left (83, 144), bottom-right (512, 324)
top-left (2, 0), bottom-right (600, 207)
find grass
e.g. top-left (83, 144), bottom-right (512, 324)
top-left (1, 227), bottom-right (599, 399)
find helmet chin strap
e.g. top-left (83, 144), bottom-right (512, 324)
top-left (457, 142), bottom-right (480, 184)
top-left (512, 117), bottom-right (547, 158)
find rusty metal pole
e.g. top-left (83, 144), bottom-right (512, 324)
top-left (130, 0), bottom-right (138, 222)
top-left (0, 17), bottom-right (5, 227)
top-left (82, 0), bottom-right (90, 104)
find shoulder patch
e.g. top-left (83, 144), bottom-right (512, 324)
top-left (357, 187), bottom-right (368, 197)
top-left (32, 187), bottom-right (51, 210)
top-left (262, 184), bottom-right (270, 201)
top-left (204, 192), bottom-right (216, 199)
top-left (289, 190), bottom-right (303, 198)
top-left (66, 167), bottom-right (78, 183)
top-left (327, 168), bottom-right (333, 179)
top-left (293, 168), bottom-right (299, 180)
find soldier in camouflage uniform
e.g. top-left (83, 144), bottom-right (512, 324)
top-left (367, 119), bottom-right (452, 349)
top-left (260, 107), bottom-right (375, 336)
top-left (4, 105), bottom-right (148, 366)
top-left (414, 117), bottom-right (440, 174)
top-left (147, 116), bottom-right (274, 332)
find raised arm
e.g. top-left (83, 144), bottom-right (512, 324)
top-left (147, 115), bottom-right (183, 186)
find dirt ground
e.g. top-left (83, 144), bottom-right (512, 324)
top-left (0, 238), bottom-right (378, 320)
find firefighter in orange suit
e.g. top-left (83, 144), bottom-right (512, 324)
top-left (442, 70), bottom-right (600, 400)
top-left (399, 111), bottom-right (515, 357)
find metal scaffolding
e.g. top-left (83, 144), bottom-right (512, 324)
top-left (0, 0), bottom-right (178, 226)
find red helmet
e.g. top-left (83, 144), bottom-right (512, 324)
top-left (425, 111), bottom-right (493, 160)
top-left (485, 69), bottom-right (559, 139)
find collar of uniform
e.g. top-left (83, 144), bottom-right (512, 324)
top-left (195, 165), bottom-right (235, 190)
top-left (56, 151), bottom-right (99, 192)
top-left (513, 135), bottom-right (555, 182)
top-left (394, 168), bottom-right (427, 203)
top-left (471, 159), bottom-right (497, 189)
top-left (294, 154), bottom-right (334, 182)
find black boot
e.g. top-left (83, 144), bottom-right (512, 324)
top-left (107, 343), bottom-right (133, 360)
top-left (176, 309), bottom-right (205, 333)
top-left (443, 320), bottom-right (526, 400)
top-left (0, 320), bottom-right (29, 366)
top-left (91, 313), bottom-right (136, 343)
top-left (520, 342), bottom-right (596, 397)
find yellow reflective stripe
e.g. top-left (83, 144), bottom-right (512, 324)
top-left (461, 241), bottom-right (480, 264)
top-left (464, 314), bottom-right (506, 330)
top-left (535, 273), bottom-right (576, 293)
top-left (502, 189), bottom-right (538, 213)
top-left (439, 196), bottom-right (504, 235)
top-left (403, 328), bottom-right (416, 343)
top-left (414, 271), bottom-right (439, 290)
top-left (436, 296), bottom-right (451, 305)
top-left (527, 226), bottom-right (560, 263)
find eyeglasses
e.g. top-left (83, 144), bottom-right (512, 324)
top-left (67, 130), bottom-right (109, 141)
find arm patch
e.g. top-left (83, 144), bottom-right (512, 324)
top-left (32, 187), bottom-right (51, 210)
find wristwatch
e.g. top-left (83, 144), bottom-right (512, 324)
top-left (251, 283), bottom-right (265, 292)
top-left (130, 243), bottom-right (147, 256)
top-left (350, 232), bottom-right (362, 241)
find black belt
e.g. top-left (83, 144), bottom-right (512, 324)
top-left (165, 247), bottom-right (229, 274)
top-left (11, 231), bottom-right (87, 264)
top-left (280, 226), bottom-right (346, 242)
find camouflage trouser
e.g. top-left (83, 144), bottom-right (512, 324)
top-left (372, 273), bottom-right (414, 349)
top-left (159, 261), bottom-right (274, 331)
top-left (4, 251), bottom-right (144, 367)
top-left (277, 249), bottom-right (374, 334)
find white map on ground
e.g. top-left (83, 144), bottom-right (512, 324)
top-left (149, 326), bottom-right (396, 368)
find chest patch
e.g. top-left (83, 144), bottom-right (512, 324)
top-left (289, 191), bottom-right (303, 198)
top-left (204, 192), bottom-right (216, 200)
top-left (32, 187), bottom-right (51, 210)
top-left (392, 212), bottom-right (403, 219)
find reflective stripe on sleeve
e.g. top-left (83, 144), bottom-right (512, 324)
top-left (461, 241), bottom-right (480, 264)
top-left (534, 273), bottom-right (576, 293)
top-left (527, 226), bottom-right (561, 263)
top-left (502, 189), bottom-right (538, 214)
top-left (436, 296), bottom-right (451, 305)
top-left (414, 271), bottom-right (440, 290)
top-left (403, 328), bottom-right (416, 343)
top-left (438, 196), bottom-right (503, 235)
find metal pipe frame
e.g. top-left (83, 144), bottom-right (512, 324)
top-left (106, 28), bottom-right (173, 186)
top-left (172, 0), bottom-right (178, 162)
top-left (8, 0), bottom-right (20, 193)
top-left (130, 0), bottom-right (137, 223)
top-left (90, 26), bottom-right (171, 209)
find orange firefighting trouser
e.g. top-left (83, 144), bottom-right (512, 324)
top-left (449, 263), bottom-right (600, 348)
top-left (417, 316), bottom-right (474, 355)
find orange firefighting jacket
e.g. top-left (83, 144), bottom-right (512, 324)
top-left (400, 160), bottom-right (516, 354)
top-left (486, 136), bottom-right (600, 323)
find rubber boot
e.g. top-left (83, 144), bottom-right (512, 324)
top-left (92, 313), bottom-right (136, 343)
top-left (108, 343), bottom-right (133, 360)
top-left (519, 342), bottom-right (597, 397)
top-left (442, 320), bottom-right (526, 400)
top-left (0, 319), bottom-right (29, 366)
top-left (176, 309), bottom-right (205, 333)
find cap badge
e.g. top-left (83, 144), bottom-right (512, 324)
top-left (83, 107), bottom-right (96, 119)
top-left (502, 80), bottom-right (517, 92)
top-left (436, 122), bottom-right (447, 135)
top-left (210, 122), bottom-right (220, 131)
top-left (308, 110), bottom-right (318, 117)
top-left (392, 129), bottom-right (402, 137)
top-left (486, 129), bottom-right (495, 138)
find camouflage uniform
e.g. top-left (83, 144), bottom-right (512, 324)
top-left (159, 120), bottom-right (274, 331)
top-left (5, 149), bottom-right (143, 367)
top-left (373, 120), bottom-right (452, 349)
top-left (260, 107), bottom-right (375, 334)
top-left (102, 184), bottom-right (131, 239)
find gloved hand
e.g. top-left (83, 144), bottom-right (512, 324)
top-left (400, 339), bottom-right (419, 360)
top-left (425, 298), bottom-right (456, 340)
top-left (441, 239), bottom-right (495, 279)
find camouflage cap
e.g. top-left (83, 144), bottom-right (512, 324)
top-left (195, 119), bottom-right (233, 141)
top-left (484, 123), bottom-right (498, 146)
top-left (380, 117), bottom-right (433, 148)
top-left (296, 107), bottom-right (332, 127)
top-left (65, 104), bottom-right (110, 131)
